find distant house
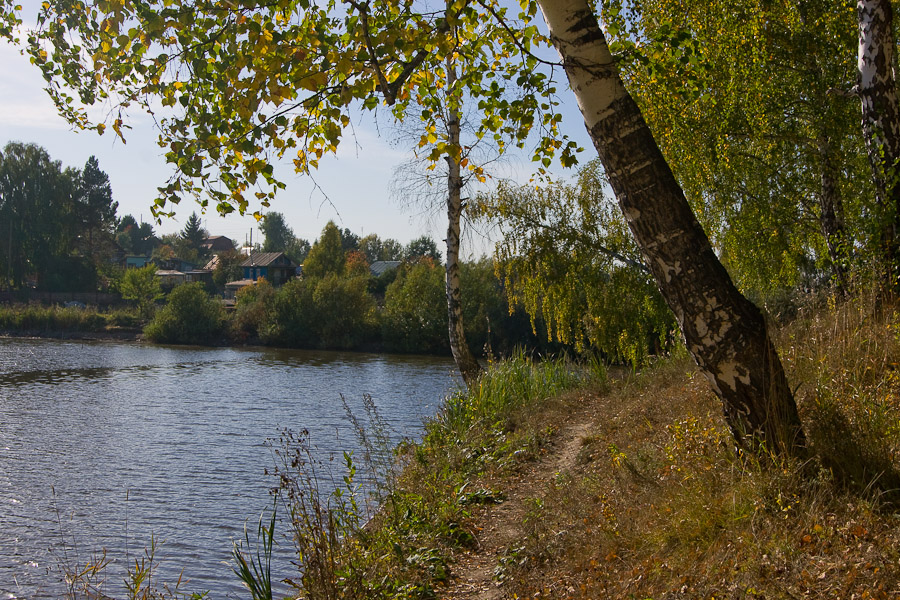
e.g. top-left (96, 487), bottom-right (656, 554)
top-left (203, 255), bottom-right (221, 271)
top-left (224, 278), bottom-right (256, 299)
top-left (156, 258), bottom-right (197, 273)
top-left (240, 252), bottom-right (296, 286)
top-left (370, 260), bottom-right (402, 277)
top-left (185, 269), bottom-right (213, 285)
top-left (125, 255), bottom-right (151, 269)
top-left (202, 235), bottom-right (235, 254)
top-left (155, 269), bottom-right (186, 288)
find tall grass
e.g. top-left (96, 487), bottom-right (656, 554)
top-left (491, 290), bottom-right (900, 600)
top-left (779, 290), bottom-right (900, 498)
top-left (0, 304), bottom-right (108, 332)
top-left (435, 350), bottom-right (603, 439)
top-left (261, 352), bottom-right (604, 599)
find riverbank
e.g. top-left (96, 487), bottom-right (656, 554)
top-left (257, 292), bottom-right (900, 599)
top-left (0, 328), bottom-right (142, 341)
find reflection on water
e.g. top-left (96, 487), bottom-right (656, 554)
top-left (0, 338), bottom-right (457, 599)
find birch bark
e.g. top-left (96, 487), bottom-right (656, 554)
top-left (446, 61), bottom-right (482, 387)
top-left (537, 0), bottom-right (806, 455)
top-left (858, 0), bottom-right (900, 283)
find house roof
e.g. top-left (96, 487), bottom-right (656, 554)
top-left (202, 235), bottom-right (234, 248)
top-left (370, 260), bottom-right (402, 277)
top-left (240, 251), bottom-right (295, 268)
top-left (225, 278), bottom-right (256, 288)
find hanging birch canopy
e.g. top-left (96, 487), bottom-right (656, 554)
top-left (11, 0), bottom-right (578, 218)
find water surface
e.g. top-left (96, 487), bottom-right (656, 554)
top-left (0, 338), bottom-right (457, 598)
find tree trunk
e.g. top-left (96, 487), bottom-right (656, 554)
top-left (858, 0), bottom-right (900, 285)
top-left (537, 0), bottom-right (806, 456)
top-left (817, 137), bottom-right (849, 292)
top-left (446, 61), bottom-right (483, 387)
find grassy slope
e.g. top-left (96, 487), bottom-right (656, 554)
top-left (63, 291), bottom-right (900, 598)
top-left (339, 292), bottom-right (900, 600)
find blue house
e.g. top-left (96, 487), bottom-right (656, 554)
top-left (240, 252), bottom-right (297, 286)
top-left (124, 255), bottom-right (151, 269)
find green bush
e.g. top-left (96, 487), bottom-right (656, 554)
top-left (311, 273), bottom-right (378, 349)
top-left (105, 307), bottom-right (141, 328)
top-left (230, 278), bottom-right (276, 342)
top-left (144, 282), bottom-right (225, 345)
top-left (118, 264), bottom-right (163, 319)
top-left (259, 274), bottom-right (377, 350)
top-left (382, 260), bottom-right (448, 354)
top-left (259, 277), bottom-right (315, 347)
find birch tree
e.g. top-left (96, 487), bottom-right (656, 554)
top-left (536, 0), bottom-right (805, 455)
top-left (476, 159), bottom-right (674, 365)
top-left (602, 0), bottom-right (867, 297)
top-left (857, 0), bottom-right (900, 284)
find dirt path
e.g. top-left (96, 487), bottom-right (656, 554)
top-left (437, 400), bottom-right (598, 600)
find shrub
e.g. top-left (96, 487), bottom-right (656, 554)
top-left (0, 304), bottom-right (106, 332)
top-left (382, 260), bottom-right (448, 354)
top-left (144, 282), bottom-right (225, 345)
top-left (260, 275), bottom-right (378, 350)
top-left (311, 274), bottom-right (378, 349)
top-left (105, 307), bottom-right (141, 328)
top-left (259, 277), bottom-right (315, 347)
top-left (230, 278), bottom-right (276, 342)
top-left (119, 264), bottom-right (163, 319)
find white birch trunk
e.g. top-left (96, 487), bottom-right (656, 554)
top-left (445, 61), bottom-right (482, 387)
top-left (537, 0), bottom-right (805, 455)
top-left (858, 0), bottom-right (900, 281)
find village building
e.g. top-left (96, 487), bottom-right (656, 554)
top-left (224, 251), bottom-right (297, 298)
top-left (201, 235), bottom-right (235, 254)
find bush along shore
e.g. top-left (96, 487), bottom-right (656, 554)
top-left (0, 303), bottom-right (143, 340)
top-left (0, 271), bottom-right (577, 357)
top-left (60, 289), bottom-right (900, 599)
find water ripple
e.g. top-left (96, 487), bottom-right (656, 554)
top-left (0, 338), bottom-right (456, 598)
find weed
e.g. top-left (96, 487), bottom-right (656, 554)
top-left (0, 304), bottom-right (108, 332)
top-left (232, 498), bottom-right (277, 600)
top-left (269, 429), bottom-right (367, 599)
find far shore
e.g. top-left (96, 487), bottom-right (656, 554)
top-left (0, 329), bottom-right (143, 342)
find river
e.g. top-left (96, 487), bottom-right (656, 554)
top-left (0, 338), bottom-right (458, 599)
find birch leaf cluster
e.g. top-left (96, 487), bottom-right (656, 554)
top-left (9, 0), bottom-right (576, 219)
top-left (603, 0), bottom-right (872, 298)
top-left (476, 160), bottom-right (674, 365)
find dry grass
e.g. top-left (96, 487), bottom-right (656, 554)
top-left (497, 292), bottom-right (900, 599)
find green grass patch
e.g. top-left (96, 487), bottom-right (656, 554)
top-left (0, 304), bottom-right (109, 332)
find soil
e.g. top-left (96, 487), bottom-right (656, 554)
top-left (437, 393), bottom-right (602, 600)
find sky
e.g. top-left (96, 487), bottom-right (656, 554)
top-left (0, 8), bottom-right (594, 259)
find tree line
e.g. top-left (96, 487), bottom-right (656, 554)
top-left (0, 142), bottom-right (117, 291)
top-left (141, 220), bottom-right (572, 357)
top-left (0, 141), bottom-right (218, 292)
